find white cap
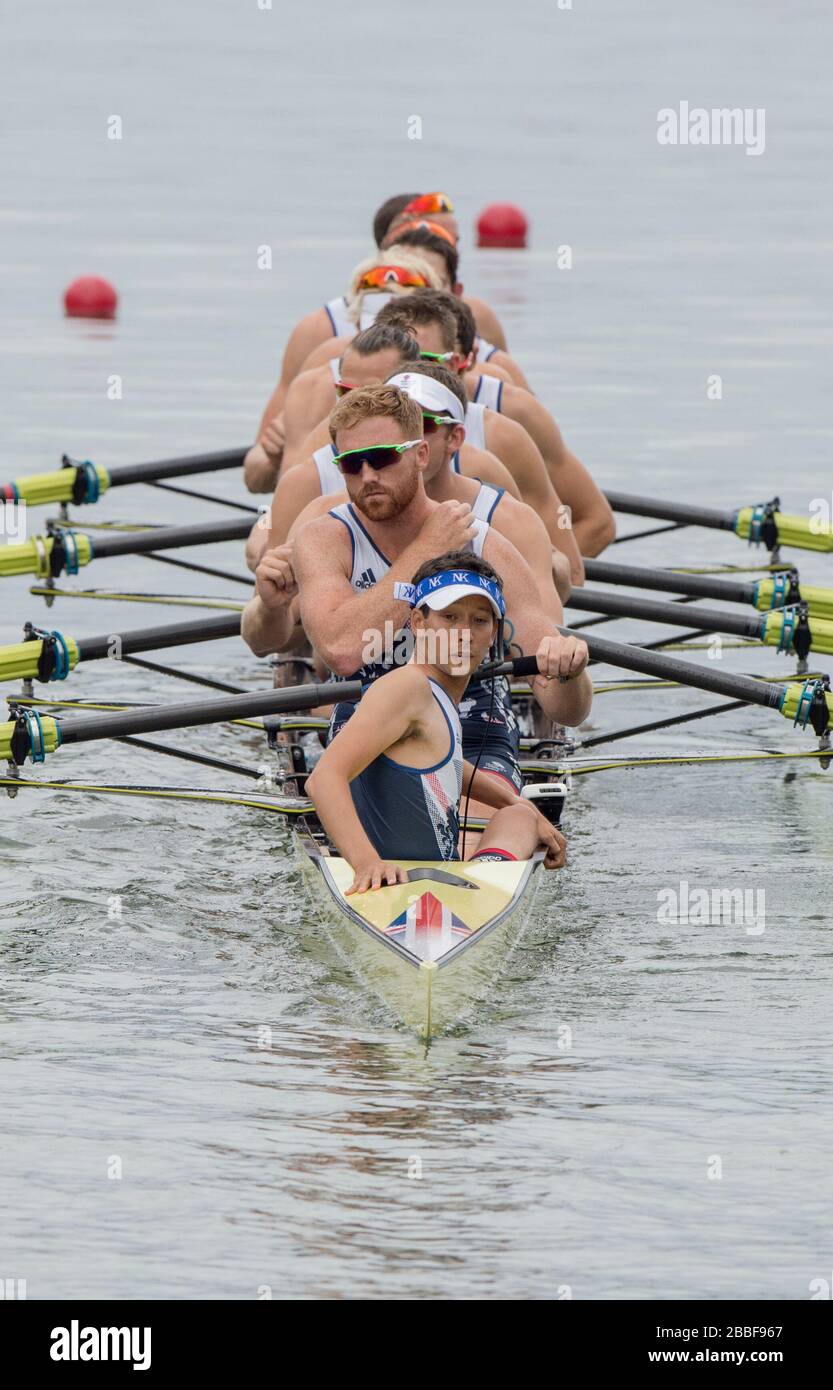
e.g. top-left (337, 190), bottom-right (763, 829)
top-left (387, 371), bottom-right (465, 425)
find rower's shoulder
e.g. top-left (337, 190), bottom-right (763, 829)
top-left (372, 662), bottom-right (435, 707)
top-left (286, 362), bottom-right (333, 396)
top-left (298, 335), bottom-right (351, 374)
top-left (458, 446), bottom-right (520, 498)
top-left (294, 492), bottom-right (349, 530)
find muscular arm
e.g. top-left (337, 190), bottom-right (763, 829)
top-left (489, 349), bottom-right (531, 391)
top-left (458, 447), bottom-right (521, 499)
top-left (269, 462), bottom-right (327, 546)
top-left (261, 309), bottom-right (334, 429)
top-left (306, 667), bottom-right (431, 884)
top-left (485, 412), bottom-right (584, 584)
top-left (281, 369), bottom-right (336, 470)
top-left (288, 418), bottom-right (331, 471)
top-left (505, 388), bottom-right (616, 556)
top-left (294, 517), bottom-right (443, 676)
top-left (482, 528), bottom-right (592, 726)
top-left (492, 494), bottom-right (560, 604)
top-left (242, 309), bottom-right (336, 493)
top-left (463, 294), bottom-right (507, 351)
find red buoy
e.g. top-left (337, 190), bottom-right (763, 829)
top-left (63, 276), bottom-right (118, 320)
top-left (476, 203), bottom-right (529, 249)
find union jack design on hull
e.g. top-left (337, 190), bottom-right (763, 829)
top-left (384, 889), bottom-right (472, 963)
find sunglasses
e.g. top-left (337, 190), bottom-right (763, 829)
top-left (403, 193), bottom-right (455, 215)
top-left (419, 349), bottom-right (456, 363)
top-left (389, 218), bottom-right (458, 248)
top-left (422, 412), bottom-right (456, 434)
top-left (332, 439), bottom-right (423, 476)
top-left (357, 266), bottom-right (428, 291)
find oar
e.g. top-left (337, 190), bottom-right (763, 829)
top-left (0, 613), bottom-right (242, 684)
top-left (0, 516), bottom-right (255, 581)
top-left (604, 491), bottom-right (833, 556)
top-left (4, 648), bottom-right (830, 768)
top-left (548, 630), bottom-right (831, 738)
top-left (2, 678), bottom-right (362, 764)
top-left (566, 588), bottom-right (833, 660)
top-left (1, 447), bottom-right (248, 508)
top-left (582, 558), bottom-right (833, 622)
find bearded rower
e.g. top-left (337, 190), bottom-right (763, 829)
top-left (265, 368), bottom-right (573, 602)
top-left (245, 359), bottom-right (527, 574)
top-left (291, 338), bottom-right (586, 586)
top-left (305, 551), bottom-right (565, 893)
top-left (242, 384), bottom-right (592, 800)
top-left (252, 358), bottom-right (578, 596)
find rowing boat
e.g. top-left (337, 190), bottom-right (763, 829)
top-left (267, 676), bottom-right (566, 1038)
top-left (2, 450), bottom-right (832, 1038)
top-left (297, 834), bottom-right (547, 1038)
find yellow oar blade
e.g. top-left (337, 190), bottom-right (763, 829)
top-left (0, 533), bottom-right (93, 579)
top-left (754, 578), bottom-right (833, 622)
top-left (759, 610), bottom-right (833, 656)
top-left (735, 506), bottom-right (833, 554)
top-left (2, 464), bottom-right (110, 507)
top-left (779, 680), bottom-right (833, 732)
top-left (0, 714), bottom-right (61, 762)
top-left (0, 637), bottom-right (80, 683)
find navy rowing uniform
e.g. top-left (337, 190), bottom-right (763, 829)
top-left (349, 680), bottom-right (463, 860)
top-left (326, 493), bottom-right (521, 789)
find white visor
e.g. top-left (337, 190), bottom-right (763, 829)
top-left (386, 371), bottom-right (465, 424)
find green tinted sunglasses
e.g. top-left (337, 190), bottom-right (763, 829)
top-left (332, 439), bottom-right (423, 475)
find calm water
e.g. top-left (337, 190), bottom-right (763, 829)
top-left (1, 0), bottom-right (831, 1299)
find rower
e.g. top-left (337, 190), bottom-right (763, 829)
top-left (245, 247), bottom-right (442, 493)
top-left (281, 322), bottom-right (422, 472)
top-left (273, 356), bottom-right (583, 587)
top-left (279, 292), bottom-right (504, 469)
top-left (394, 287), bottom-right (530, 391)
top-left (242, 384), bottom-right (592, 803)
top-left (245, 357), bottom-right (524, 571)
top-left (289, 225), bottom-right (466, 383)
top-left (374, 294), bottom-right (616, 557)
top-left (305, 551), bottom-right (566, 893)
top-left (371, 191), bottom-right (508, 350)
top-left (247, 192), bottom-right (511, 494)
top-left (268, 366), bottom-right (574, 601)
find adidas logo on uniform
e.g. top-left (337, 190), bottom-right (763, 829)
top-left (355, 568), bottom-right (377, 590)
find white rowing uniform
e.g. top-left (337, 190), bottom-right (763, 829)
top-left (312, 444), bottom-right (466, 497)
top-left (463, 400), bottom-right (489, 452)
top-left (323, 292), bottom-right (393, 339)
top-left (477, 337), bottom-right (499, 363)
top-left (313, 443), bottom-right (342, 497)
top-left (328, 358), bottom-right (341, 383)
top-left (473, 374), bottom-right (504, 413)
